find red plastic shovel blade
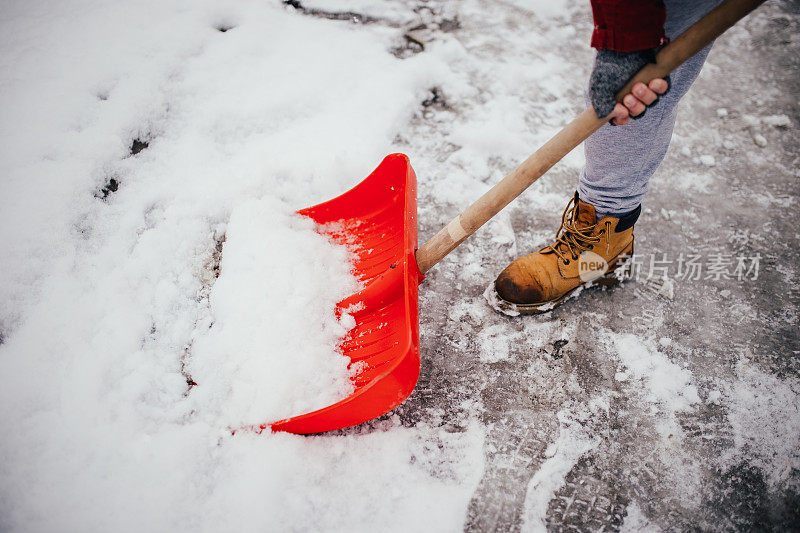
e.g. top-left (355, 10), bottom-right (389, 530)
top-left (270, 154), bottom-right (422, 434)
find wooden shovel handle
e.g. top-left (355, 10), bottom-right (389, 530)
top-left (415, 0), bottom-right (765, 275)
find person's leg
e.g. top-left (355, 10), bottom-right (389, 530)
top-left (578, 0), bottom-right (723, 218)
top-left (491, 0), bottom-right (728, 314)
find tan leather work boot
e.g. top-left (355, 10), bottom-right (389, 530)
top-left (490, 192), bottom-right (639, 315)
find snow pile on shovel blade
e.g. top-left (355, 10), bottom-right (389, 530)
top-left (188, 197), bottom-right (359, 427)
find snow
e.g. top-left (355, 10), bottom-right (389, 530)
top-left (725, 359), bottom-right (800, 491)
top-left (620, 502), bottom-right (662, 533)
top-left (671, 170), bottom-right (713, 193)
top-left (706, 389), bottom-right (722, 404)
top-left (187, 198), bottom-right (358, 426)
top-left (477, 323), bottom-right (513, 362)
top-left (0, 1), bottom-right (480, 531)
top-left (521, 406), bottom-right (600, 531)
top-left (753, 133), bottom-right (768, 147)
top-left (699, 154), bottom-right (716, 166)
top-left (611, 334), bottom-right (700, 415)
top-left (483, 282), bottom-right (521, 316)
top-left (761, 114), bottom-right (792, 128)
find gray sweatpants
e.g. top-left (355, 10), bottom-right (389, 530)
top-left (578, 0), bottom-right (723, 218)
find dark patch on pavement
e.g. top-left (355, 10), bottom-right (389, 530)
top-left (96, 177), bottom-right (119, 200)
top-left (283, 0), bottom-right (377, 24)
top-left (130, 138), bottom-right (149, 155)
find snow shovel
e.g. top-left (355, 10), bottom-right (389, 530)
top-left (268, 0), bottom-right (765, 434)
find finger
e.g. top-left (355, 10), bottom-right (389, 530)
top-left (623, 94), bottom-right (646, 116)
top-left (610, 103), bottom-right (630, 126)
top-left (613, 114), bottom-right (631, 126)
top-left (649, 78), bottom-right (668, 94)
top-left (632, 82), bottom-right (658, 105)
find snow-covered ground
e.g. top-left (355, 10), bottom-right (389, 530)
top-left (1, 0), bottom-right (797, 531)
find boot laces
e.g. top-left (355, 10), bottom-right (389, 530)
top-left (546, 197), bottom-right (612, 263)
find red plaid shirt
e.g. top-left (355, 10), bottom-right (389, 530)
top-left (590, 0), bottom-right (668, 52)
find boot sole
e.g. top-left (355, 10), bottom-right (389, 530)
top-left (486, 252), bottom-right (634, 316)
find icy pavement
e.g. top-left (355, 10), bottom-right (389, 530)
top-left (327, 0), bottom-right (800, 529)
top-left (1, 0), bottom-right (798, 531)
